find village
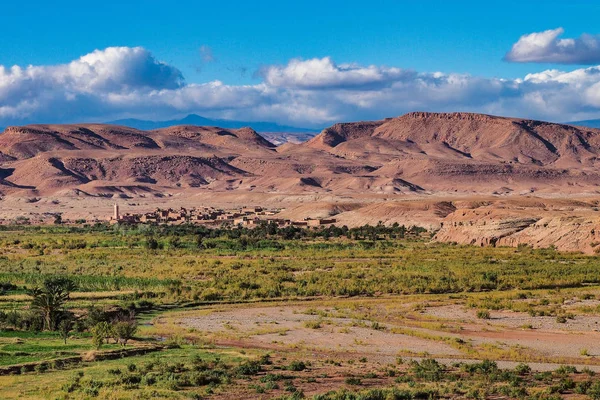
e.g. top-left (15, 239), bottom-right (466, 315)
top-left (110, 204), bottom-right (337, 228)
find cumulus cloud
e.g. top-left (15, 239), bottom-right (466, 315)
top-left (505, 28), bottom-right (600, 64)
top-left (0, 47), bottom-right (184, 122)
top-left (3, 46), bottom-right (600, 127)
top-left (260, 57), bottom-right (409, 89)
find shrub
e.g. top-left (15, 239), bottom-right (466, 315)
top-left (576, 380), bottom-right (592, 395)
top-left (107, 368), bottom-right (122, 375)
top-left (145, 238), bottom-right (159, 250)
top-left (370, 321), bottom-right (384, 330)
top-left (582, 367), bottom-right (596, 377)
top-left (236, 360), bottom-right (262, 376)
top-left (141, 373), bottom-right (157, 386)
top-left (286, 361), bottom-right (307, 371)
top-left (304, 320), bottom-right (322, 329)
top-left (345, 377), bottom-right (362, 385)
top-left (476, 310), bottom-right (491, 319)
top-left (410, 359), bottom-right (445, 381)
top-left (555, 365), bottom-right (577, 375)
top-left (590, 381), bottom-right (600, 400)
top-left (113, 317), bottom-right (138, 346)
top-left (91, 321), bottom-right (112, 349)
top-left (559, 377), bottom-right (576, 392)
top-left (119, 373), bottom-right (142, 385)
top-left (35, 362), bottom-right (49, 373)
top-left (514, 363), bottom-right (531, 375)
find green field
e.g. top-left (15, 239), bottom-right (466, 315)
top-left (1, 223), bottom-right (600, 399)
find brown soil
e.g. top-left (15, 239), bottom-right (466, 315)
top-left (169, 299), bottom-right (600, 371)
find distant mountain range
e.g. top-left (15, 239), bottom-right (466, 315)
top-left (567, 119), bottom-right (600, 129)
top-left (108, 114), bottom-right (320, 133)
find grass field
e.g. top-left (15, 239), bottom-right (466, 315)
top-left (1, 223), bottom-right (600, 399)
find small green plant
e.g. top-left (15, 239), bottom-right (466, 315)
top-left (345, 377), bottom-right (362, 385)
top-left (514, 363), bottom-right (531, 375)
top-left (580, 348), bottom-right (590, 356)
top-left (370, 321), bottom-right (384, 330)
top-left (589, 381), bottom-right (600, 400)
top-left (286, 360), bottom-right (307, 371)
top-left (410, 359), bottom-right (445, 381)
top-left (236, 360), bottom-right (262, 376)
top-left (34, 362), bottom-right (49, 373)
top-left (303, 320), bottom-right (322, 329)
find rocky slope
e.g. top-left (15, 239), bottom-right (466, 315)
top-left (432, 198), bottom-right (600, 254)
top-left (301, 112), bottom-right (600, 194)
top-left (3, 112), bottom-right (600, 252)
top-left (4, 112), bottom-right (600, 198)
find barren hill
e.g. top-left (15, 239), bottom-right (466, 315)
top-left (3, 112), bottom-right (600, 197)
top-left (0, 124), bottom-right (275, 196)
top-left (307, 112), bottom-right (600, 166)
top-left (302, 112), bottom-right (600, 194)
top-left (3, 112), bottom-right (600, 252)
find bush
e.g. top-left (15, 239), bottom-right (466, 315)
top-left (345, 377), bottom-right (362, 385)
top-left (112, 316), bottom-right (138, 346)
top-left (236, 360), bottom-right (262, 376)
top-left (304, 320), bottom-right (322, 329)
top-left (145, 238), bottom-right (159, 250)
top-left (514, 363), bottom-right (531, 375)
top-left (91, 321), bottom-right (112, 349)
top-left (555, 365), bottom-right (577, 375)
top-left (286, 361), bottom-right (307, 371)
top-left (107, 368), bottom-right (122, 375)
top-left (576, 380), bottom-right (592, 395)
top-left (35, 362), bottom-right (49, 373)
top-left (119, 373), bottom-right (142, 385)
top-left (590, 381), bottom-right (600, 400)
top-left (476, 310), bottom-right (491, 319)
top-left (410, 359), bottom-right (445, 381)
top-left (461, 359), bottom-right (498, 375)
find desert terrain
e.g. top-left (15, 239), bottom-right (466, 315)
top-left (1, 112), bottom-right (600, 253)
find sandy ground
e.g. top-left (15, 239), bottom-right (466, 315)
top-left (179, 306), bottom-right (461, 357)
top-left (166, 298), bottom-right (600, 372)
top-left (423, 304), bottom-right (600, 359)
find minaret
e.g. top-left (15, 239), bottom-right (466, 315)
top-left (113, 204), bottom-right (120, 221)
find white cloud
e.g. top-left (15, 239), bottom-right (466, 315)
top-left (505, 28), bottom-right (600, 64)
top-left (260, 57), bottom-right (409, 89)
top-left (3, 47), bottom-right (600, 127)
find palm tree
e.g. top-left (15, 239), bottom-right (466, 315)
top-left (29, 278), bottom-right (76, 331)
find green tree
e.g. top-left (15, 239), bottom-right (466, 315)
top-left (58, 316), bottom-right (73, 344)
top-left (112, 313), bottom-right (138, 347)
top-left (92, 321), bottom-right (112, 350)
top-left (145, 237), bottom-right (159, 250)
top-left (29, 278), bottom-right (76, 331)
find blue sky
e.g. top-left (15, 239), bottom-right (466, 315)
top-left (2, 0), bottom-right (600, 127)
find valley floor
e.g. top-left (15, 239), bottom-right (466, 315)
top-left (1, 225), bottom-right (600, 398)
